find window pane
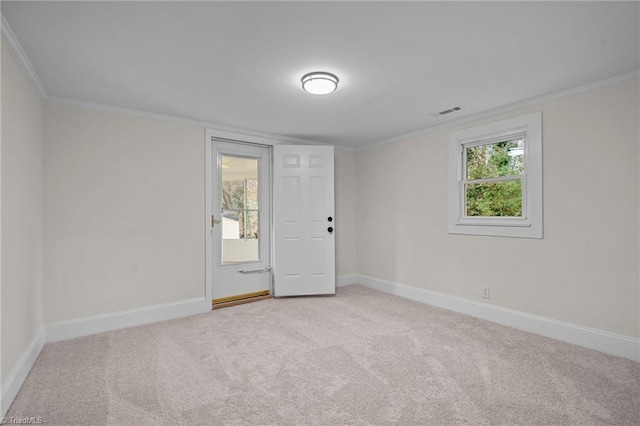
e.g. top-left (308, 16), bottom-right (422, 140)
top-left (240, 210), bottom-right (259, 240)
top-left (221, 156), bottom-right (259, 209)
top-left (466, 138), bottom-right (524, 180)
top-left (222, 180), bottom-right (244, 209)
top-left (222, 211), bottom-right (260, 240)
top-left (221, 210), bottom-right (259, 263)
top-left (246, 179), bottom-right (258, 209)
top-left (222, 211), bottom-right (239, 238)
top-left (465, 180), bottom-right (522, 217)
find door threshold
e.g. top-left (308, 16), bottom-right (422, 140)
top-left (212, 291), bottom-right (272, 310)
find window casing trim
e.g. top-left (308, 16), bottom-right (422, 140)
top-left (448, 112), bottom-right (542, 238)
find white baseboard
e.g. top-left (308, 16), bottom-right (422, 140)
top-left (46, 297), bottom-right (211, 343)
top-left (355, 275), bottom-right (640, 362)
top-left (337, 274), bottom-right (358, 288)
top-left (1, 328), bottom-right (45, 418)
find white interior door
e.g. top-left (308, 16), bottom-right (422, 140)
top-left (273, 145), bottom-right (335, 297)
top-left (211, 140), bottom-right (271, 302)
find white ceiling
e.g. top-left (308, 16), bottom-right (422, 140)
top-left (3, 1), bottom-right (638, 148)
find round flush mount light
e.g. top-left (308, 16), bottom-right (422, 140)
top-left (301, 72), bottom-right (339, 95)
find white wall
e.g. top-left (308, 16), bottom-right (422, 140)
top-left (356, 78), bottom-right (639, 338)
top-left (335, 148), bottom-right (357, 277)
top-left (43, 103), bottom-right (205, 323)
top-left (1, 41), bottom-right (44, 382)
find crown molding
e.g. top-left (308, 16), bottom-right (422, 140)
top-left (1, 14), bottom-right (48, 99)
top-left (334, 144), bottom-right (355, 152)
top-left (358, 70), bottom-right (640, 151)
top-left (48, 96), bottom-right (343, 148)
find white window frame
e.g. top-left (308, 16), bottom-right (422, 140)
top-left (448, 112), bottom-right (542, 238)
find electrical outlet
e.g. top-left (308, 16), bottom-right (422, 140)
top-left (481, 286), bottom-right (491, 299)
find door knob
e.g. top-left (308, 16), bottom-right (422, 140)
top-left (328, 227), bottom-right (334, 233)
top-left (328, 217), bottom-right (333, 222)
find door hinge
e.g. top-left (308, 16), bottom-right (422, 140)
top-left (211, 214), bottom-right (221, 228)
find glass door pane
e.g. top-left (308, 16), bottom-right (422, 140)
top-left (220, 155), bottom-right (260, 264)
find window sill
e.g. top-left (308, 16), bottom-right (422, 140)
top-left (456, 218), bottom-right (531, 228)
top-left (449, 222), bottom-right (542, 239)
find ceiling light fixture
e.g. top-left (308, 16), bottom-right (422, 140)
top-left (301, 72), bottom-right (339, 95)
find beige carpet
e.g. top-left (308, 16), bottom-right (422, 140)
top-left (6, 285), bottom-right (640, 425)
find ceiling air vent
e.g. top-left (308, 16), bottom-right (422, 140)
top-left (429, 106), bottom-right (463, 118)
